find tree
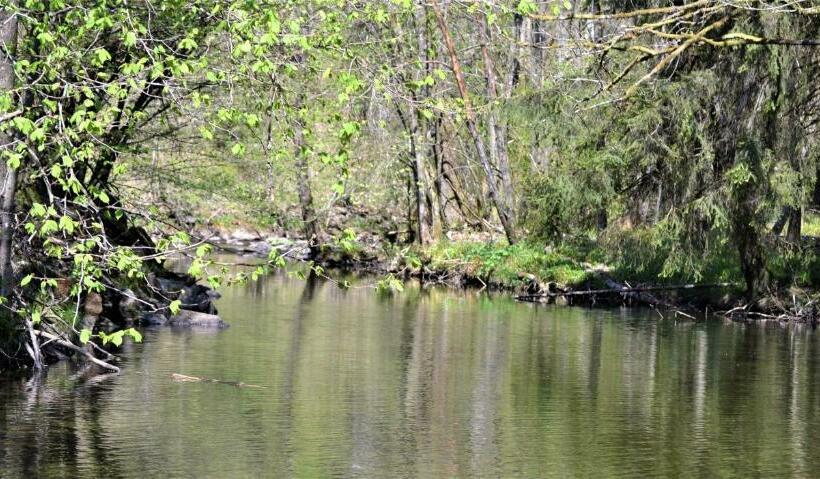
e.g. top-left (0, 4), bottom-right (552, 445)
top-left (430, 0), bottom-right (518, 244)
top-left (0, 0), bottom-right (17, 302)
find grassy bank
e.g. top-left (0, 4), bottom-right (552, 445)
top-left (393, 241), bottom-right (602, 291)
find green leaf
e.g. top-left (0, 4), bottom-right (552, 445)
top-left (79, 328), bottom-right (92, 344)
top-left (40, 219), bottom-right (59, 236)
top-left (126, 328), bottom-right (143, 343)
top-left (93, 48), bottom-right (112, 65)
top-left (5, 152), bottom-right (21, 170)
top-left (231, 142), bottom-right (245, 157)
top-left (199, 126), bottom-right (214, 140)
top-left (59, 215), bottom-right (75, 234)
top-left (169, 300), bottom-right (181, 315)
top-left (124, 31), bottom-right (138, 47)
top-left (20, 274), bottom-right (33, 286)
top-left (517, 0), bottom-right (538, 15)
top-left (179, 38), bottom-right (198, 50)
top-left (30, 203), bottom-right (47, 217)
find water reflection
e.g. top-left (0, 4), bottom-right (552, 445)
top-left (2, 273), bottom-right (820, 478)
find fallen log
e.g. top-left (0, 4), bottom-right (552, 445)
top-left (171, 373), bottom-right (265, 388)
top-left (602, 278), bottom-right (677, 310)
top-left (516, 281), bottom-right (737, 302)
top-left (516, 281), bottom-right (737, 300)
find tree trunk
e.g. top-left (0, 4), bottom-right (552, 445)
top-left (813, 165), bottom-right (820, 211)
top-left (430, 0), bottom-right (517, 244)
top-left (431, 115), bottom-right (447, 230)
top-left (409, 123), bottom-right (431, 244)
top-left (497, 13), bottom-right (521, 212)
top-left (772, 206), bottom-right (790, 236)
top-left (735, 217), bottom-right (768, 301)
top-left (394, 101), bottom-right (430, 245)
top-left (292, 94), bottom-right (319, 259)
top-left (482, 14), bottom-right (516, 229)
top-left (785, 206), bottom-right (802, 244)
top-left (0, 2), bottom-right (17, 299)
top-left (413, 2), bottom-right (435, 244)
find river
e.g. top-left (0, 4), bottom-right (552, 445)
top-left (2, 270), bottom-right (820, 478)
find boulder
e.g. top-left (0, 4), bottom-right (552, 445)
top-left (179, 284), bottom-right (220, 314)
top-left (230, 229), bottom-right (260, 242)
top-left (149, 271), bottom-right (195, 293)
top-left (168, 309), bottom-right (229, 328)
top-left (249, 240), bottom-right (272, 255)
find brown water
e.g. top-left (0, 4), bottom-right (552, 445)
top-left (2, 271), bottom-right (820, 478)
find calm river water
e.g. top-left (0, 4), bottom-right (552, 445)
top-left (2, 271), bottom-right (820, 478)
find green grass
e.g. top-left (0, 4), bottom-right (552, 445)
top-left (803, 212), bottom-right (820, 237)
top-left (408, 241), bottom-right (593, 289)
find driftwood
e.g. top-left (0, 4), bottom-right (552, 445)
top-left (721, 298), bottom-right (820, 323)
top-left (171, 373), bottom-right (265, 388)
top-left (25, 320), bottom-right (43, 370)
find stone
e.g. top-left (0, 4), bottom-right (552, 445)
top-left (230, 229), bottom-right (260, 242)
top-left (249, 240), bottom-right (272, 255)
top-left (84, 292), bottom-right (104, 317)
top-left (179, 284), bottom-right (220, 314)
top-left (168, 309), bottom-right (229, 328)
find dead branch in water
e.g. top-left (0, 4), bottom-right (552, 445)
top-left (171, 373), bottom-right (265, 388)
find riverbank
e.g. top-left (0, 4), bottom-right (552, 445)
top-left (2, 229), bottom-right (809, 375)
top-left (206, 226), bottom-right (750, 316)
top-left (209, 224), bottom-right (820, 323)
top-left (384, 242), bottom-right (749, 314)
top-left (0, 266), bottom-right (227, 374)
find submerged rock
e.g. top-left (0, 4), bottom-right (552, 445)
top-left (168, 309), bottom-right (229, 328)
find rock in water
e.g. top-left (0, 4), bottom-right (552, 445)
top-left (168, 309), bottom-right (229, 328)
top-left (179, 284), bottom-right (220, 314)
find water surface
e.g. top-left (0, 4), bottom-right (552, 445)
top-left (2, 272), bottom-right (820, 478)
